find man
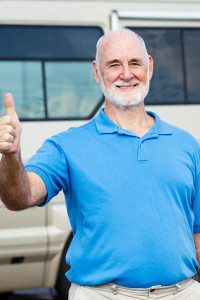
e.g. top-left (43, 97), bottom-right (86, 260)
top-left (0, 28), bottom-right (200, 300)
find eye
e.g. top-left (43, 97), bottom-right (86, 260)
top-left (110, 63), bottom-right (120, 68)
top-left (130, 62), bottom-right (140, 66)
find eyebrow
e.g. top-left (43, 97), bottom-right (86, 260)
top-left (129, 58), bottom-right (143, 63)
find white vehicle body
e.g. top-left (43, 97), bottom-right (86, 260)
top-left (0, 0), bottom-right (200, 297)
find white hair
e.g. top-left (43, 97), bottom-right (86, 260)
top-left (95, 28), bottom-right (149, 69)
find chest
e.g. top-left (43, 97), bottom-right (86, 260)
top-left (67, 135), bottom-right (195, 197)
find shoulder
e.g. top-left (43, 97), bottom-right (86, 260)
top-left (159, 119), bottom-right (200, 163)
top-left (150, 111), bottom-right (199, 146)
top-left (165, 121), bottom-right (198, 145)
top-left (47, 118), bottom-right (97, 146)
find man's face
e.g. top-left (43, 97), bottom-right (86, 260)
top-left (93, 33), bottom-right (153, 108)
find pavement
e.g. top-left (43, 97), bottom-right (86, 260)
top-left (0, 289), bottom-right (58, 300)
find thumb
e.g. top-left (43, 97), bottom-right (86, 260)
top-left (4, 93), bottom-right (16, 116)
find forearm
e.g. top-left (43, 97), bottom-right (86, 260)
top-left (0, 152), bottom-right (32, 210)
top-left (194, 233), bottom-right (200, 278)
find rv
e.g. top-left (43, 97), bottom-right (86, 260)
top-left (0, 0), bottom-right (200, 299)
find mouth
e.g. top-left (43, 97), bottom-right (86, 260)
top-left (115, 83), bottom-right (139, 90)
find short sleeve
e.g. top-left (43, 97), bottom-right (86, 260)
top-left (24, 137), bottom-right (69, 206)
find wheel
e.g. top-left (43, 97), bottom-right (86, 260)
top-left (55, 232), bottom-right (73, 300)
top-left (0, 292), bottom-right (13, 299)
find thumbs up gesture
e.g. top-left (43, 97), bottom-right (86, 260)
top-left (0, 93), bottom-right (21, 155)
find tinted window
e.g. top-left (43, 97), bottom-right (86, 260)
top-left (0, 61), bottom-right (44, 118)
top-left (184, 30), bottom-right (200, 104)
top-left (129, 27), bottom-right (200, 105)
top-left (0, 25), bottom-right (101, 59)
top-left (46, 62), bottom-right (102, 118)
top-left (0, 25), bottom-right (103, 120)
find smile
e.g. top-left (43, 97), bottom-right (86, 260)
top-left (116, 83), bottom-right (139, 89)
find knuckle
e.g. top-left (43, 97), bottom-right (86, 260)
top-left (7, 124), bottom-right (13, 132)
top-left (0, 125), bottom-right (16, 136)
top-left (0, 142), bottom-right (12, 152)
top-left (5, 133), bottom-right (10, 140)
top-left (10, 135), bottom-right (15, 142)
top-left (4, 133), bottom-right (10, 140)
top-left (0, 133), bottom-right (14, 143)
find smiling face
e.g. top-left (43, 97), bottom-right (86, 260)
top-left (93, 30), bottom-right (153, 108)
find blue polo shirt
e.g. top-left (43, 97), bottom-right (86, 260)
top-left (25, 109), bottom-right (200, 288)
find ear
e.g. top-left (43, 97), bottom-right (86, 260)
top-left (92, 60), bottom-right (101, 84)
top-left (148, 55), bottom-right (154, 80)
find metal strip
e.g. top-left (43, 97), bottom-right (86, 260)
top-left (117, 10), bottom-right (200, 21)
top-left (111, 11), bottom-right (119, 30)
top-left (111, 10), bottom-right (200, 31)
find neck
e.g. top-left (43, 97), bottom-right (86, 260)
top-left (104, 100), bottom-right (155, 137)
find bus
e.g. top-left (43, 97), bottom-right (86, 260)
top-left (0, 0), bottom-right (200, 299)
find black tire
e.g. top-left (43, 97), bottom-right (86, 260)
top-left (0, 292), bottom-right (13, 299)
top-left (55, 232), bottom-right (73, 300)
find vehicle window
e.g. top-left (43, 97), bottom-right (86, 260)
top-left (128, 27), bottom-right (200, 105)
top-left (0, 61), bottom-right (44, 119)
top-left (0, 25), bottom-right (103, 120)
top-left (184, 30), bottom-right (200, 104)
top-left (46, 62), bottom-right (102, 119)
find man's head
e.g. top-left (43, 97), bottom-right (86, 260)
top-left (92, 28), bottom-right (153, 109)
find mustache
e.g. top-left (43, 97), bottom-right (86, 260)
top-left (114, 80), bottom-right (140, 87)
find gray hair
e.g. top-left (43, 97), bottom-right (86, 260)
top-left (95, 28), bottom-right (149, 69)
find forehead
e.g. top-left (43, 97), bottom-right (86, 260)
top-left (99, 33), bottom-right (147, 64)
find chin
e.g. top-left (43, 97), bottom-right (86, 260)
top-left (100, 82), bottom-right (149, 108)
top-left (113, 100), bottom-right (144, 109)
top-left (107, 93), bottom-right (145, 108)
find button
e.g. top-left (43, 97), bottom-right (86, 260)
top-left (111, 284), bottom-right (118, 295)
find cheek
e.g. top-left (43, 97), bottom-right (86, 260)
top-left (134, 72), bottom-right (149, 85)
top-left (138, 68), bottom-right (149, 82)
top-left (104, 71), bottom-right (119, 87)
top-left (107, 70), bottom-right (125, 85)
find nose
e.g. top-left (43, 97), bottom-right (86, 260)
top-left (119, 65), bottom-right (134, 81)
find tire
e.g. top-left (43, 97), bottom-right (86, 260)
top-left (0, 292), bottom-right (13, 299)
top-left (55, 232), bottom-right (73, 300)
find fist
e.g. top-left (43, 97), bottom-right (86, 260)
top-left (0, 93), bottom-right (21, 155)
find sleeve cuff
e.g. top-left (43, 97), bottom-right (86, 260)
top-left (193, 225), bottom-right (200, 233)
top-left (25, 165), bottom-right (54, 206)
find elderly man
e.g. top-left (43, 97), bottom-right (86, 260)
top-left (0, 28), bottom-right (200, 300)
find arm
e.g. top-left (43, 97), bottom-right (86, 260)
top-left (194, 233), bottom-right (200, 278)
top-left (0, 153), bottom-right (47, 210)
top-left (0, 93), bottom-right (47, 211)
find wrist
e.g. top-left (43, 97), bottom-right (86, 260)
top-left (1, 150), bottom-right (21, 161)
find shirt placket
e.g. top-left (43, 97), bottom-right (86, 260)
top-left (137, 139), bottom-right (148, 162)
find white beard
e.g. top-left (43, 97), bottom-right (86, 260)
top-left (99, 77), bottom-right (150, 108)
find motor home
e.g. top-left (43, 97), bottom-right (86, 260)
top-left (0, 0), bottom-right (200, 299)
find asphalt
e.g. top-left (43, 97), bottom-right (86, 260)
top-left (0, 289), bottom-right (58, 300)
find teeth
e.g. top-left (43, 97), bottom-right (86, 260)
top-left (117, 85), bottom-right (134, 87)
top-left (116, 83), bottom-right (139, 87)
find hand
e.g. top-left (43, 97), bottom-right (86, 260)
top-left (0, 93), bottom-right (21, 155)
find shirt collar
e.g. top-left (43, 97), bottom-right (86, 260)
top-left (146, 111), bottom-right (173, 135)
top-left (95, 108), bottom-right (172, 136)
top-left (95, 108), bottom-right (119, 134)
